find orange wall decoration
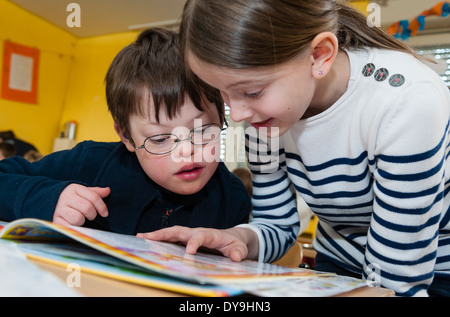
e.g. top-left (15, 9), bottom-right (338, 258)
top-left (1, 41), bottom-right (40, 104)
top-left (387, 1), bottom-right (450, 40)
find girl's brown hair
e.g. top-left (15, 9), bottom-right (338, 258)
top-left (180, 0), bottom-right (418, 69)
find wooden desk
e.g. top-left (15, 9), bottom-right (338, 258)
top-left (32, 260), bottom-right (182, 297)
top-left (31, 259), bottom-right (395, 297)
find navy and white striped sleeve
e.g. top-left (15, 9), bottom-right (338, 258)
top-left (366, 83), bottom-right (450, 296)
top-left (242, 130), bottom-right (300, 263)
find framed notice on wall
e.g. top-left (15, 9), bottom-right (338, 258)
top-left (1, 41), bottom-right (40, 104)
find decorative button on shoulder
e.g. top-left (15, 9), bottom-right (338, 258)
top-left (362, 63), bottom-right (376, 77)
top-left (389, 74), bottom-right (405, 87)
top-left (374, 68), bottom-right (389, 82)
top-left (362, 63), bottom-right (405, 87)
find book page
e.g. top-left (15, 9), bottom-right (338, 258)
top-left (0, 219), bottom-right (369, 297)
top-left (71, 225), bottom-right (313, 282)
top-left (0, 220), bottom-right (309, 281)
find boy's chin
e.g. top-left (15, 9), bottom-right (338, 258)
top-left (172, 189), bottom-right (201, 196)
top-left (168, 181), bottom-right (206, 196)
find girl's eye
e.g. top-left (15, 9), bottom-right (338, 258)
top-left (244, 90), bottom-right (263, 99)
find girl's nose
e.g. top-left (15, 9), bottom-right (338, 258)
top-left (229, 102), bottom-right (254, 123)
top-left (222, 91), bottom-right (254, 123)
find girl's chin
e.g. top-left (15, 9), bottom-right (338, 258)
top-left (255, 124), bottom-right (289, 138)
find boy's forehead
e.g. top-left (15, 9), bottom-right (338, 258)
top-left (137, 90), bottom-right (160, 123)
top-left (136, 89), bottom-right (180, 124)
top-left (137, 90), bottom-right (219, 125)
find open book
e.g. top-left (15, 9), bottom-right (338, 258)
top-left (0, 218), bottom-right (368, 297)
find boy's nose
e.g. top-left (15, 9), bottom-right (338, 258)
top-left (176, 139), bottom-right (195, 157)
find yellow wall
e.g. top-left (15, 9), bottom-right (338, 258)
top-left (60, 31), bottom-right (138, 144)
top-left (349, 0), bottom-right (370, 15)
top-left (0, 0), bottom-right (77, 154)
top-left (0, 0), bottom-right (139, 155)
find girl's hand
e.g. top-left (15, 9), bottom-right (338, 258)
top-left (137, 226), bottom-right (259, 262)
top-left (53, 184), bottom-right (110, 226)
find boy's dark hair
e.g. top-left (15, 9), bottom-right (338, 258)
top-left (105, 28), bottom-right (224, 137)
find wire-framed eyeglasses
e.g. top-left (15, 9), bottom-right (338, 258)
top-left (134, 123), bottom-right (226, 155)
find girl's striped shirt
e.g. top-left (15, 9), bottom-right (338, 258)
top-left (242, 48), bottom-right (450, 296)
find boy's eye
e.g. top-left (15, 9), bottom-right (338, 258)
top-left (147, 135), bottom-right (172, 145)
top-left (195, 126), bottom-right (209, 134)
top-left (191, 124), bottom-right (222, 143)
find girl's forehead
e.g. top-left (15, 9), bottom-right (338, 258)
top-left (188, 50), bottom-right (305, 87)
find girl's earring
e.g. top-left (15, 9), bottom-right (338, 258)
top-left (318, 70), bottom-right (324, 76)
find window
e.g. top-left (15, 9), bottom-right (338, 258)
top-left (221, 105), bottom-right (247, 171)
top-left (416, 46), bottom-right (450, 87)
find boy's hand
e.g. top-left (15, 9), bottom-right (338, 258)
top-left (53, 184), bottom-right (110, 226)
top-left (137, 226), bottom-right (259, 262)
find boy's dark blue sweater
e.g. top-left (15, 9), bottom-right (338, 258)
top-left (0, 141), bottom-right (251, 234)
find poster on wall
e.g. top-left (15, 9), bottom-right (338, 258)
top-left (1, 41), bottom-right (40, 104)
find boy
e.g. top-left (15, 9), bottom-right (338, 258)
top-left (0, 28), bottom-right (251, 234)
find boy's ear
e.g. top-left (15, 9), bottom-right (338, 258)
top-left (309, 32), bottom-right (339, 79)
top-left (114, 123), bottom-right (136, 152)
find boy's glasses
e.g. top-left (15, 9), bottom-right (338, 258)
top-left (134, 123), bottom-right (226, 155)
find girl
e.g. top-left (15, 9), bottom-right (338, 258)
top-left (139, 0), bottom-right (450, 296)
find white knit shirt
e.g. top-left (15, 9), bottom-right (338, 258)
top-left (243, 48), bottom-right (450, 296)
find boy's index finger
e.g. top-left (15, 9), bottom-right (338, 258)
top-left (77, 186), bottom-right (109, 218)
top-left (90, 187), bottom-right (110, 218)
top-left (137, 226), bottom-right (194, 243)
